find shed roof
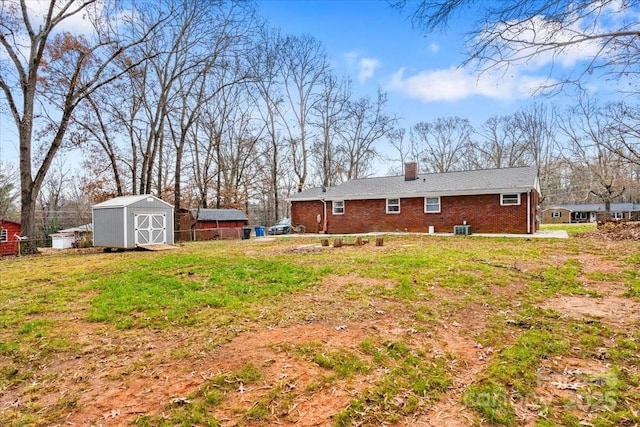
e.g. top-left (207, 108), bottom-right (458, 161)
top-left (187, 209), bottom-right (248, 222)
top-left (0, 219), bottom-right (21, 226)
top-left (93, 195), bottom-right (173, 208)
top-left (58, 223), bottom-right (93, 233)
top-left (289, 166), bottom-right (539, 201)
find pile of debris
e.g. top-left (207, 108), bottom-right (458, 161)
top-left (579, 221), bottom-right (640, 241)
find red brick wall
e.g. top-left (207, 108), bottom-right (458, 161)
top-left (291, 201), bottom-right (326, 233)
top-left (0, 220), bottom-right (21, 256)
top-left (292, 192), bottom-right (539, 234)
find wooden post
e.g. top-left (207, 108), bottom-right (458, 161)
top-left (333, 238), bottom-right (343, 248)
top-left (355, 236), bottom-right (363, 246)
top-left (375, 237), bottom-right (384, 246)
top-left (321, 238), bottom-right (329, 246)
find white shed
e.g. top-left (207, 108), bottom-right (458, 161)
top-left (51, 233), bottom-right (75, 249)
top-left (92, 195), bottom-right (174, 249)
top-left (50, 224), bottom-right (93, 250)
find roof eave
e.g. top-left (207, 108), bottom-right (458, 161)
top-left (290, 186), bottom-right (537, 202)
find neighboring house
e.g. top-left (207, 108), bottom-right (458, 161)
top-left (50, 224), bottom-right (93, 249)
top-left (542, 203), bottom-right (640, 224)
top-left (178, 208), bottom-right (249, 241)
top-left (0, 219), bottom-right (21, 256)
top-left (93, 195), bottom-right (174, 249)
top-left (289, 164), bottom-right (541, 235)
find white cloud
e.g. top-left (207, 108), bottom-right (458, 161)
top-left (343, 51), bottom-right (381, 85)
top-left (358, 57), bottom-right (381, 85)
top-left (428, 42), bottom-right (440, 53)
top-left (387, 66), bottom-right (553, 102)
top-left (24, 0), bottom-right (104, 35)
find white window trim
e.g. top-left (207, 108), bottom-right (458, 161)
top-left (386, 198), bottom-right (400, 214)
top-left (552, 211), bottom-right (562, 218)
top-left (612, 211), bottom-right (623, 219)
top-left (424, 196), bottom-right (441, 213)
top-left (500, 193), bottom-right (521, 206)
top-left (332, 200), bottom-right (344, 215)
top-left (0, 228), bottom-right (7, 242)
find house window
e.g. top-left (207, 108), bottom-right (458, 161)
top-left (333, 200), bottom-right (344, 215)
top-left (424, 197), bottom-right (441, 213)
top-left (611, 212), bottom-right (624, 220)
top-left (386, 198), bottom-right (400, 214)
top-left (573, 212), bottom-right (588, 221)
top-left (552, 211), bottom-right (562, 218)
top-left (0, 228), bottom-right (7, 242)
top-left (501, 193), bottom-right (521, 206)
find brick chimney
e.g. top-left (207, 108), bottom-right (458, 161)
top-left (404, 162), bottom-right (418, 181)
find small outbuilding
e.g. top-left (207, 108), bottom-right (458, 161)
top-left (92, 195), bottom-right (174, 249)
top-left (178, 208), bottom-right (249, 241)
top-left (50, 224), bottom-right (93, 249)
top-left (0, 219), bottom-right (21, 256)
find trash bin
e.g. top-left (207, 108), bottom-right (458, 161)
top-left (242, 227), bottom-right (251, 240)
top-left (254, 226), bottom-right (265, 237)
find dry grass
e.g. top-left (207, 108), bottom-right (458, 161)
top-left (1, 235), bottom-right (639, 426)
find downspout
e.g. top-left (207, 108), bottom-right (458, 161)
top-left (527, 190), bottom-right (531, 234)
top-left (321, 199), bottom-right (327, 233)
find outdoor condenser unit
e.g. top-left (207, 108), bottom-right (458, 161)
top-left (453, 225), bottom-right (471, 235)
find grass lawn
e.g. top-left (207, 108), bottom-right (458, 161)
top-left (1, 232), bottom-right (639, 426)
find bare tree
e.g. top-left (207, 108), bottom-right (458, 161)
top-left (387, 128), bottom-right (408, 174)
top-left (390, 0), bottom-right (640, 91)
top-left (412, 116), bottom-right (472, 173)
top-left (68, 91), bottom-right (127, 198)
top-left (336, 89), bottom-right (397, 180)
top-left (36, 159), bottom-right (71, 244)
top-left (0, 162), bottom-right (19, 219)
top-left (513, 103), bottom-right (559, 202)
top-left (561, 99), bottom-right (627, 213)
top-left (130, 0), bottom-right (210, 196)
top-left (0, 0), bottom-right (169, 252)
top-left (278, 34), bottom-right (329, 192)
top-left (247, 25), bottom-right (287, 221)
top-left (472, 115), bottom-right (529, 169)
top-left (168, 2), bottom-right (257, 236)
top-left (603, 102), bottom-right (640, 167)
top-left (311, 74), bottom-right (350, 187)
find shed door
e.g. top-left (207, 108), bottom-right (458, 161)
top-left (134, 213), bottom-right (166, 245)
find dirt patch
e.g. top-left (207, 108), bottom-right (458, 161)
top-left (55, 315), bottom-right (489, 426)
top-left (541, 296), bottom-right (640, 328)
top-left (10, 269), bottom-right (494, 427)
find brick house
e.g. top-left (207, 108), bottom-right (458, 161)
top-left (178, 208), bottom-right (248, 241)
top-left (289, 164), bottom-right (540, 235)
top-left (542, 203), bottom-right (640, 224)
top-left (0, 219), bottom-right (21, 256)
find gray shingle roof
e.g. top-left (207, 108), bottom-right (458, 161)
top-left (545, 203), bottom-right (640, 212)
top-left (189, 209), bottom-right (248, 222)
top-left (289, 166), bottom-right (539, 201)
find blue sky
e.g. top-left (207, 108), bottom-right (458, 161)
top-left (1, 1), bottom-right (625, 172)
top-left (256, 0), bottom-right (546, 131)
